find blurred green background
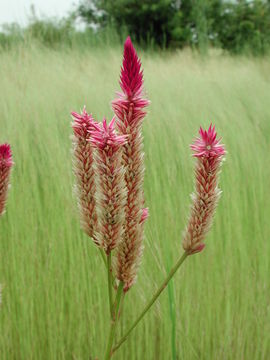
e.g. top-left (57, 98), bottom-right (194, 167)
top-left (0, 1), bottom-right (270, 359)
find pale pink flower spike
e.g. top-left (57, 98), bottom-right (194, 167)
top-left (71, 107), bottom-right (99, 245)
top-left (183, 124), bottom-right (226, 255)
top-left (112, 37), bottom-right (149, 292)
top-left (90, 118), bottom-right (127, 255)
top-left (0, 143), bottom-right (13, 216)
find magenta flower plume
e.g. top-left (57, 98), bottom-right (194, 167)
top-left (0, 143), bottom-right (13, 216)
top-left (112, 37), bottom-right (149, 291)
top-left (71, 107), bottom-right (99, 245)
top-left (120, 36), bottom-right (144, 98)
top-left (183, 125), bottom-right (226, 255)
top-left (112, 37), bottom-right (149, 131)
top-left (90, 118), bottom-right (127, 254)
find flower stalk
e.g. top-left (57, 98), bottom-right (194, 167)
top-left (107, 252), bottom-right (113, 318)
top-left (104, 281), bottom-right (124, 360)
top-left (112, 252), bottom-right (188, 354)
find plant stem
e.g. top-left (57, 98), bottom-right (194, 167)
top-left (112, 252), bottom-right (188, 354)
top-left (104, 281), bottom-right (124, 360)
top-left (107, 252), bottom-right (113, 318)
top-left (99, 248), bottom-right (107, 266)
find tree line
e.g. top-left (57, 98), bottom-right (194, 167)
top-left (1, 0), bottom-right (270, 55)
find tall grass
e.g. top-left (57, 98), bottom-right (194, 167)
top-left (0, 45), bottom-right (269, 359)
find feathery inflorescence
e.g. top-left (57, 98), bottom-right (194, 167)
top-left (0, 143), bottom-right (13, 216)
top-left (90, 118), bottom-right (127, 255)
top-left (112, 37), bottom-right (149, 291)
top-left (71, 108), bottom-right (99, 245)
top-left (183, 124), bottom-right (226, 254)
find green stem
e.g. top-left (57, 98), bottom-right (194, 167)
top-left (99, 247), bottom-right (116, 290)
top-left (104, 281), bottom-right (124, 360)
top-left (99, 248), bottom-right (107, 267)
top-left (112, 252), bottom-right (188, 354)
top-left (107, 252), bottom-right (113, 318)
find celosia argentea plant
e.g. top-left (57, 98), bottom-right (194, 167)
top-left (71, 37), bottom-right (226, 359)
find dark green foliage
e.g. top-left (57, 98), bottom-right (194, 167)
top-left (78, 0), bottom-right (270, 54)
top-left (212, 0), bottom-right (270, 55)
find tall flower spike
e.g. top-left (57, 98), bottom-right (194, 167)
top-left (71, 107), bottom-right (99, 245)
top-left (0, 143), bottom-right (13, 216)
top-left (112, 37), bottom-right (149, 291)
top-left (183, 124), bottom-right (226, 254)
top-left (90, 118), bottom-right (127, 254)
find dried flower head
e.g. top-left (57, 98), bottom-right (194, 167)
top-left (0, 143), bottom-right (13, 216)
top-left (183, 124), bottom-right (226, 255)
top-left (90, 118), bottom-right (127, 254)
top-left (71, 107), bottom-right (99, 245)
top-left (112, 37), bottom-right (149, 291)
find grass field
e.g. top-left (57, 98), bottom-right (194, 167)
top-left (0, 44), bottom-right (270, 360)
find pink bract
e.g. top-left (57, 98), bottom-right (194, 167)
top-left (90, 118), bottom-right (127, 151)
top-left (190, 124), bottom-right (225, 158)
top-left (71, 106), bottom-right (95, 137)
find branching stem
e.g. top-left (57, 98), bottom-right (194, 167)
top-left (112, 252), bottom-right (188, 354)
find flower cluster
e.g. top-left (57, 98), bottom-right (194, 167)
top-left (71, 38), bottom-right (149, 292)
top-left (70, 37), bottom-right (227, 358)
top-left (183, 124), bottom-right (226, 254)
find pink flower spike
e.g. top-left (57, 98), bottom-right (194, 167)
top-left (191, 124), bottom-right (226, 158)
top-left (0, 143), bottom-right (13, 216)
top-left (183, 124), bottom-right (226, 255)
top-left (89, 117), bottom-right (127, 151)
top-left (120, 36), bottom-right (143, 98)
top-left (91, 117), bottom-right (127, 254)
top-left (71, 107), bottom-right (99, 245)
top-left (112, 36), bottom-right (149, 291)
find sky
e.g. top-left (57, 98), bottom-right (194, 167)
top-left (0, 0), bottom-right (79, 26)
